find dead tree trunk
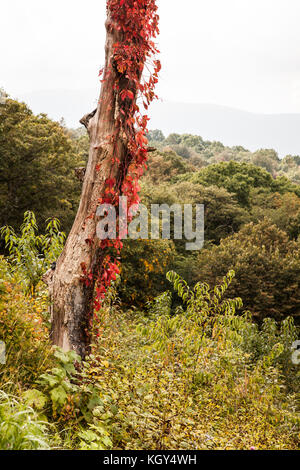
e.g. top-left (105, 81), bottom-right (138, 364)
top-left (48, 1), bottom-right (159, 358)
top-left (49, 15), bottom-right (129, 357)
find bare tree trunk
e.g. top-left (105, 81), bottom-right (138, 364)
top-left (49, 13), bottom-right (131, 358)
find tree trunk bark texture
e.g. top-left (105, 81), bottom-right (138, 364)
top-left (49, 14), bottom-right (129, 357)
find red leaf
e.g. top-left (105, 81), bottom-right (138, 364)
top-left (127, 90), bottom-right (134, 100)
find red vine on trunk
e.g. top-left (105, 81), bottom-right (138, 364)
top-left (82, 0), bottom-right (160, 326)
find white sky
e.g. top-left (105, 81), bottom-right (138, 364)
top-left (1, 0), bottom-right (300, 114)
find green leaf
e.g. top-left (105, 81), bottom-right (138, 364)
top-left (23, 389), bottom-right (48, 410)
top-left (50, 385), bottom-right (68, 407)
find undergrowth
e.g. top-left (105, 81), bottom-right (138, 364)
top-left (0, 254), bottom-right (299, 450)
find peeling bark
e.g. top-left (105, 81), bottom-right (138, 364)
top-left (50, 14), bottom-right (129, 357)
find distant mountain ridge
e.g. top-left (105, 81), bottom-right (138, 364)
top-left (149, 101), bottom-right (300, 158)
top-left (18, 89), bottom-right (300, 158)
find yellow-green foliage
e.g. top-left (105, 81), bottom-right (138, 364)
top-left (0, 390), bottom-right (50, 450)
top-left (0, 96), bottom-right (83, 233)
top-left (120, 238), bottom-right (175, 306)
top-left (0, 251), bottom-right (299, 450)
top-left (83, 272), bottom-right (299, 450)
top-left (197, 219), bottom-right (300, 321)
top-left (1, 211), bottom-right (65, 294)
top-left (0, 256), bottom-right (53, 391)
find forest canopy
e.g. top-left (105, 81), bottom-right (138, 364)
top-left (0, 96), bottom-right (299, 451)
top-left (2, 98), bottom-right (300, 320)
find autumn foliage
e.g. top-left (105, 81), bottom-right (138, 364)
top-left (90, 0), bottom-right (161, 312)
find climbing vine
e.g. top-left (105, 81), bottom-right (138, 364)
top-left (82, 0), bottom-right (160, 321)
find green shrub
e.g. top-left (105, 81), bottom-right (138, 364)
top-left (0, 390), bottom-right (50, 450)
top-left (22, 347), bottom-right (112, 450)
top-left (0, 211), bottom-right (65, 294)
top-left (0, 257), bottom-right (53, 391)
top-left (197, 219), bottom-right (300, 322)
top-left (120, 238), bottom-right (175, 306)
top-left (84, 272), bottom-right (299, 450)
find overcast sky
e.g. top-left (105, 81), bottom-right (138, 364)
top-left (1, 0), bottom-right (300, 114)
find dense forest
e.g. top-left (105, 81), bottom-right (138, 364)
top-left (0, 93), bottom-right (299, 450)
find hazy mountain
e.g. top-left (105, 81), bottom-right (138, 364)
top-left (18, 89), bottom-right (300, 158)
top-left (20, 88), bottom-right (99, 128)
top-left (149, 101), bottom-right (300, 158)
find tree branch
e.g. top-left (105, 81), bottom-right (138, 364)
top-left (79, 109), bottom-right (97, 132)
